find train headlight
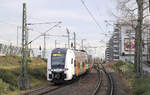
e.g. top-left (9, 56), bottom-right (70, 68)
top-left (49, 69), bottom-right (54, 72)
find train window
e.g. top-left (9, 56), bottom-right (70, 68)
top-left (82, 62), bottom-right (84, 67)
top-left (74, 60), bottom-right (76, 64)
top-left (85, 60), bottom-right (88, 64)
top-left (74, 60), bottom-right (76, 67)
top-left (71, 58), bottom-right (73, 64)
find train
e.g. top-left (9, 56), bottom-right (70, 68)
top-left (47, 48), bottom-right (93, 83)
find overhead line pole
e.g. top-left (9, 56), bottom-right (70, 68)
top-left (43, 33), bottom-right (46, 59)
top-left (81, 39), bottom-right (86, 50)
top-left (18, 3), bottom-right (30, 90)
top-left (55, 40), bottom-right (57, 48)
top-left (74, 32), bottom-right (76, 49)
top-left (66, 28), bottom-right (70, 49)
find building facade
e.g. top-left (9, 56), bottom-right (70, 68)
top-left (105, 21), bottom-right (148, 63)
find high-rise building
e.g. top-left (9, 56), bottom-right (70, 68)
top-left (105, 21), bottom-right (148, 63)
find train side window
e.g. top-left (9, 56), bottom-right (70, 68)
top-left (74, 60), bottom-right (76, 64)
top-left (82, 62), bottom-right (84, 67)
top-left (71, 58), bottom-right (73, 64)
top-left (74, 60), bottom-right (76, 66)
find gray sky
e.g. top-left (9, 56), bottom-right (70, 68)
top-left (0, 0), bottom-right (117, 58)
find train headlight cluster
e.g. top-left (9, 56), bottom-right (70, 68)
top-left (49, 69), bottom-right (54, 72)
top-left (64, 68), bottom-right (68, 71)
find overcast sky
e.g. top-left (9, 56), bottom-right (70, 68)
top-left (0, 0), bottom-right (117, 58)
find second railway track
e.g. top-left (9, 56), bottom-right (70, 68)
top-left (92, 63), bottom-right (115, 95)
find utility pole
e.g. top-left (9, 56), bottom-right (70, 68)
top-left (18, 3), bottom-right (30, 90)
top-left (66, 28), bottom-right (70, 49)
top-left (81, 39), bottom-right (86, 50)
top-left (43, 33), bottom-right (46, 59)
top-left (65, 43), bottom-right (67, 48)
top-left (73, 32), bottom-right (76, 49)
top-left (81, 40), bottom-right (83, 50)
top-left (17, 26), bottom-right (20, 47)
top-left (55, 40), bottom-right (57, 48)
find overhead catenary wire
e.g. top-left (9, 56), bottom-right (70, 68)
top-left (27, 22), bottom-right (62, 45)
top-left (80, 0), bottom-right (105, 33)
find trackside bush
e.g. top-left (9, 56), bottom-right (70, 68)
top-left (0, 79), bottom-right (9, 95)
top-left (29, 66), bottom-right (47, 80)
top-left (132, 77), bottom-right (150, 95)
top-left (0, 69), bottom-right (18, 87)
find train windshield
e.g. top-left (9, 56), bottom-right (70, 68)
top-left (51, 53), bottom-right (66, 69)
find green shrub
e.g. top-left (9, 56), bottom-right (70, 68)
top-left (0, 69), bottom-right (18, 87)
top-left (132, 77), bottom-right (150, 95)
top-left (0, 79), bottom-right (9, 95)
top-left (116, 60), bottom-right (124, 67)
top-left (29, 66), bottom-right (47, 80)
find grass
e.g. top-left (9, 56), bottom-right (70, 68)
top-left (106, 61), bottom-right (150, 95)
top-left (0, 79), bottom-right (9, 95)
top-left (132, 77), bottom-right (150, 95)
top-left (0, 55), bottom-right (47, 95)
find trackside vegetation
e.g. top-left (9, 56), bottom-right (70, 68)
top-left (0, 55), bottom-right (47, 95)
top-left (107, 61), bottom-right (150, 95)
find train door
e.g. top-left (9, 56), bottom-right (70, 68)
top-left (75, 56), bottom-right (79, 76)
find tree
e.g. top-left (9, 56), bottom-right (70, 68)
top-left (114, 0), bottom-right (150, 76)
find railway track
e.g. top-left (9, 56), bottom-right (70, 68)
top-left (92, 63), bottom-right (115, 95)
top-left (22, 64), bottom-right (114, 95)
top-left (21, 84), bottom-right (65, 95)
top-left (91, 67), bottom-right (103, 95)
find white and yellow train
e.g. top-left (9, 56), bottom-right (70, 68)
top-left (47, 48), bottom-right (93, 83)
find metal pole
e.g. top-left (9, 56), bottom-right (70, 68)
top-left (43, 33), bottom-right (46, 59)
top-left (55, 40), bottom-right (57, 48)
top-left (81, 39), bottom-right (85, 50)
top-left (129, 30), bottom-right (132, 63)
top-left (22, 3), bottom-right (26, 77)
top-left (66, 28), bottom-right (70, 49)
top-left (18, 3), bottom-right (30, 90)
top-left (17, 26), bottom-right (19, 47)
top-left (65, 43), bottom-right (67, 48)
top-left (74, 32), bottom-right (76, 49)
top-left (81, 40), bottom-right (83, 50)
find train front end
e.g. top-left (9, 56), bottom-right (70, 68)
top-left (47, 48), bottom-right (71, 83)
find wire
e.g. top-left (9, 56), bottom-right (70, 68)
top-left (27, 22), bottom-right (62, 45)
top-left (80, 0), bottom-right (105, 33)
